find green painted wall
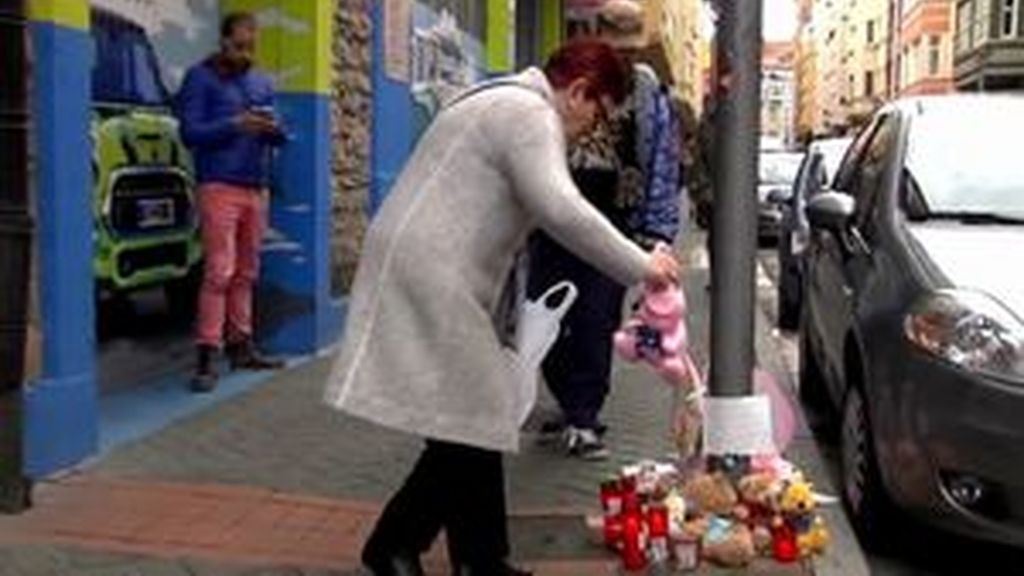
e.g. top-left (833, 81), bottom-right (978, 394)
top-left (540, 0), bottom-right (563, 60)
top-left (487, 0), bottom-right (513, 72)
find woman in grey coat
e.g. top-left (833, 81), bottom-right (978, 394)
top-left (324, 40), bottom-right (679, 576)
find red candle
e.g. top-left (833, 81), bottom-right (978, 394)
top-left (621, 499), bottom-right (647, 571)
top-left (603, 514), bottom-right (624, 549)
top-left (600, 479), bottom-right (623, 517)
top-left (647, 504), bottom-right (669, 537)
top-left (772, 524), bottom-right (799, 564)
top-left (621, 474), bottom-right (638, 496)
top-left (647, 504), bottom-right (670, 565)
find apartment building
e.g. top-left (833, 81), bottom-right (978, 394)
top-left (955, 0), bottom-right (1024, 90)
top-left (795, 0), bottom-right (819, 139)
top-left (895, 0), bottom-right (956, 96)
top-left (763, 41), bottom-right (798, 146)
top-left (565, 0), bottom-right (706, 112)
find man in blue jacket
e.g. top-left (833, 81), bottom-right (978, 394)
top-left (176, 12), bottom-right (285, 392)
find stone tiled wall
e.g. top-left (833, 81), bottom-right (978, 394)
top-left (331, 0), bottom-right (373, 296)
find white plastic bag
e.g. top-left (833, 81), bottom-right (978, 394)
top-left (514, 281), bottom-right (578, 425)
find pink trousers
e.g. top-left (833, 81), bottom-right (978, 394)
top-left (195, 183), bottom-right (267, 347)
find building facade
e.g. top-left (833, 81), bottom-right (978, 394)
top-left (662, 0), bottom-right (705, 114)
top-left (848, 0), bottom-right (892, 120)
top-left (18, 0), bottom-right (552, 479)
top-left (896, 0), bottom-right (956, 96)
top-left (812, 0), bottom-right (855, 134)
top-left (795, 0), bottom-right (819, 140)
top-left (806, 0), bottom-right (892, 135)
top-left (955, 0), bottom-right (1024, 90)
top-left (762, 42), bottom-right (797, 147)
top-left (565, 0), bottom-right (705, 113)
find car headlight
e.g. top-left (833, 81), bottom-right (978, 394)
top-left (904, 290), bottom-right (1024, 380)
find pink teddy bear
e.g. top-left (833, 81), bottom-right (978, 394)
top-left (614, 283), bottom-right (698, 385)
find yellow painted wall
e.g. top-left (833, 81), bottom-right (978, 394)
top-left (28, 0), bottom-right (89, 30)
top-left (221, 0), bottom-right (333, 95)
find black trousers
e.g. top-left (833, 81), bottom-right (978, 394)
top-left (528, 234), bottom-right (628, 430)
top-left (363, 440), bottom-right (509, 568)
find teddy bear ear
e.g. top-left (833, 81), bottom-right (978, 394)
top-left (812, 492), bottom-right (839, 506)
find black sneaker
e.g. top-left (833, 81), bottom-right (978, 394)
top-left (563, 426), bottom-right (610, 461)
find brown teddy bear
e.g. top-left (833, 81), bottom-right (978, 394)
top-left (736, 472), bottom-right (782, 521)
top-left (698, 517), bottom-right (758, 568)
top-left (681, 472), bottom-right (738, 517)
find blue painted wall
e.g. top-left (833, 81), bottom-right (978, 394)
top-left (25, 20), bottom-right (98, 477)
top-left (370, 1), bottom-right (414, 215)
top-left (259, 93), bottom-right (343, 355)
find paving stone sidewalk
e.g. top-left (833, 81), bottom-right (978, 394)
top-left (0, 234), bottom-right (866, 575)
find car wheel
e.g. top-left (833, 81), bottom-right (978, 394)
top-left (841, 383), bottom-right (892, 548)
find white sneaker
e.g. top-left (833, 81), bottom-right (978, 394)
top-left (562, 426), bottom-right (610, 461)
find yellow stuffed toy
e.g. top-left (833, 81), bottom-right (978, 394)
top-left (779, 478), bottom-right (830, 557)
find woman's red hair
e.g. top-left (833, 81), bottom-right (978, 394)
top-left (543, 39), bottom-right (632, 105)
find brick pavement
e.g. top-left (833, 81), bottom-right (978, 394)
top-left (0, 476), bottom-right (617, 574)
top-left (0, 234), bottom-right (859, 575)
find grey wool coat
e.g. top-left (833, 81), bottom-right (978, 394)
top-left (324, 68), bottom-right (652, 453)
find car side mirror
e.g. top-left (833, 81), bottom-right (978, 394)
top-left (767, 188), bottom-right (789, 204)
top-left (807, 191), bottom-right (855, 232)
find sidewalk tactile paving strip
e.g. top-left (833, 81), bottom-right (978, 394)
top-left (0, 476), bottom-right (813, 574)
top-left (0, 476), bottom-right (620, 574)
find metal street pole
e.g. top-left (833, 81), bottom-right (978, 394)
top-left (0, 0), bottom-right (33, 513)
top-left (710, 0), bottom-right (762, 399)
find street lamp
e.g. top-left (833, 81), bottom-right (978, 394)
top-left (710, 0), bottom-right (762, 401)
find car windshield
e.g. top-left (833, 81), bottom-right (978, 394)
top-left (91, 13), bottom-right (169, 106)
top-left (760, 153), bottom-right (803, 185)
top-left (907, 100), bottom-right (1024, 221)
top-left (813, 139), bottom-right (853, 181)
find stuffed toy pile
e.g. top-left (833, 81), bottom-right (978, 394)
top-left (593, 458), bottom-right (832, 572)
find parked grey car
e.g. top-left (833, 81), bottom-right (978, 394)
top-left (777, 137), bottom-right (853, 330)
top-left (801, 95), bottom-right (1024, 547)
top-left (757, 151), bottom-right (803, 241)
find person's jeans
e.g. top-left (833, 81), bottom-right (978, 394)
top-left (195, 183), bottom-right (266, 347)
top-left (363, 440), bottom-right (509, 568)
top-left (528, 234), bottom-right (627, 430)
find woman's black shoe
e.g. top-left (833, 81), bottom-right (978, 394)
top-left (363, 550), bottom-right (425, 576)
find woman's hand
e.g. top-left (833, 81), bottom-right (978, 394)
top-left (645, 246), bottom-right (680, 288)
